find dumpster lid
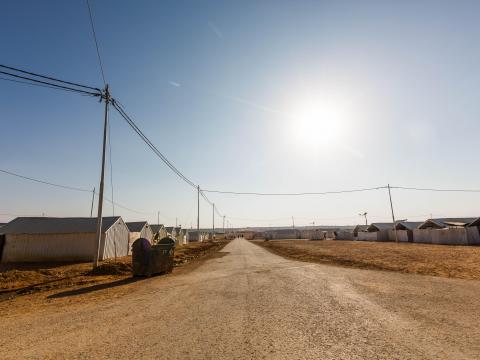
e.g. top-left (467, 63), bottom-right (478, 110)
top-left (132, 238), bottom-right (151, 250)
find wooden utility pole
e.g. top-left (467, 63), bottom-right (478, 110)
top-left (90, 187), bottom-right (95, 217)
top-left (93, 85), bottom-right (110, 269)
top-left (223, 215), bottom-right (225, 233)
top-left (387, 184), bottom-right (398, 243)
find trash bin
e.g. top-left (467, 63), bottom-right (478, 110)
top-left (132, 237), bottom-right (175, 277)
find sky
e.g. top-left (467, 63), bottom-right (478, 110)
top-left (1, 0), bottom-right (480, 228)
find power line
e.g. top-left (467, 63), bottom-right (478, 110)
top-left (0, 64), bottom-right (101, 92)
top-left (0, 69), bottom-right (101, 97)
top-left (101, 195), bottom-right (152, 215)
top-left (201, 186), bottom-right (387, 196)
top-left (0, 168), bottom-right (91, 193)
top-left (0, 168), bottom-right (153, 215)
top-left (85, 0), bottom-right (107, 86)
top-left (111, 100), bottom-right (197, 188)
top-left (0, 76), bottom-right (96, 97)
top-left (390, 186), bottom-right (480, 193)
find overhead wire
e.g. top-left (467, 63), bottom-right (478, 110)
top-left (0, 76), bottom-right (96, 97)
top-left (111, 99), bottom-right (197, 188)
top-left (201, 185), bottom-right (388, 196)
top-left (0, 168), bottom-right (91, 193)
top-left (0, 168), bottom-right (154, 215)
top-left (0, 64), bottom-right (101, 92)
top-left (0, 69), bottom-right (101, 97)
top-left (390, 186), bottom-right (480, 193)
top-left (85, 0), bottom-right (107, 86)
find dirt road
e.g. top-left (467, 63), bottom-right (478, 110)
top-left (1, 238), bottom-right (479, 359)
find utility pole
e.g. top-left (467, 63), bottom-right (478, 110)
top-left (223, 215), bottom-right (225, 233)
top-left (292, 216), bottom-right (295, 229)
top-left (212, 203), bottom-right (215, 239)
top-left (197, 185), bottom-right (200, 238)
top-left (157, 211), bottom-right (160, 225)
top-left (387, 184), bottom-right (398, 243)
top-left (93, 84), bottom-right (110, 269)
top-left (176, 217), bottom-right (178, 227)
top-left (90, 187), bottom-right (95, 217)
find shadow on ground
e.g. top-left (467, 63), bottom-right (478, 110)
top-left (47, 278), bottom-right (142, 299)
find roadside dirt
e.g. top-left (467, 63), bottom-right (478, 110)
top-left (0, 240), bottom-right (229, 302)
top-left (2, 238), bottom-right (479, 359)
top-left (252, 239), bottom-right (480, 280)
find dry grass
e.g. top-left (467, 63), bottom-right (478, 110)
top-left (252, 239), bottom-right (480, 280)
top-left (0, 240), bottom-right (229, 299)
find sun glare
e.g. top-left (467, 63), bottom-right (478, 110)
top-left (290, 100), bottom-right (345, 149)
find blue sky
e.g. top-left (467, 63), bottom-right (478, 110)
top-left (1, 0), bottom-right (480, 227)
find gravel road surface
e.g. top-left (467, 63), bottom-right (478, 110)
top-left (1, 238), bottom-right (479, 359)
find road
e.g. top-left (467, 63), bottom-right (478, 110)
top-left (1, 238), bottom-right (479, 359)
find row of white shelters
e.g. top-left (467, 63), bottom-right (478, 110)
top-left (337, 218), bottom-right (480, 245)
top-left (414, 218), bottom-right (480, 245)
top-left (164, 226), bottom-right (188, 245)
top-left (0, 217), bottom-right (129, 262)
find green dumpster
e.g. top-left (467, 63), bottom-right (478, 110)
top-left (132, 237), bottom-right (175, 276)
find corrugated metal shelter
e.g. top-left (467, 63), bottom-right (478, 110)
top-left (334, 230), bottom-right (354, 240)
top-left (0, 217), bottom-right (129, 262)
top-left (165, 227), bottom-right (177, 238)
top-left (353, 225), bottom-right (368, 237)
top-left (187, 230), bottom-right (207, 242)
top-left (173, 228), bottom-right (186, 245)
top-left (126, 221), bottom-right (153, 255)
top-left (150, 224), bottom-right (167, 242)
top-left (413, 227), bottom-right (480, 245)
top-left (392, 221), bottom-right (423, 242)
top-left (418, 218), bottom-right (477, 230)
top-left (413, 217), bottom-right (480, 245)
top-left (267, 229), bottom-right (301, 239)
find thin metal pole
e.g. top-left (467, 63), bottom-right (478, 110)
top-left (212, 203), bottom-right (215, 239)
top-left (197, 185), bottom-right (200, 241)
top-left (90, 187), bottom-right (95, 217)
top-left (387, 184), bottom-right (398, 243)
top-left (93, 85), bottom-right (109, 269)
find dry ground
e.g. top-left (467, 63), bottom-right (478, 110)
top-left (0, 240), bottom-right (228, 301)
top-left (252, 239), bottom-right (480, 280)
top-left (2, 238), bottom-right (480, 359)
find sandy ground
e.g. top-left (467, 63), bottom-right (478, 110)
top-left (253, 239), bottom-right (480, 280)
top-left (1, 238), bottom-right (479, 359)
top-left (0, 240), bottom-right (227, 300)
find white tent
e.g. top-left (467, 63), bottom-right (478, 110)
top-left (0, 217), bottom-right (129, 262)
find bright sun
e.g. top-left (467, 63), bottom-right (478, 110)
top-left (290, 99), bottom-right (346, 149)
